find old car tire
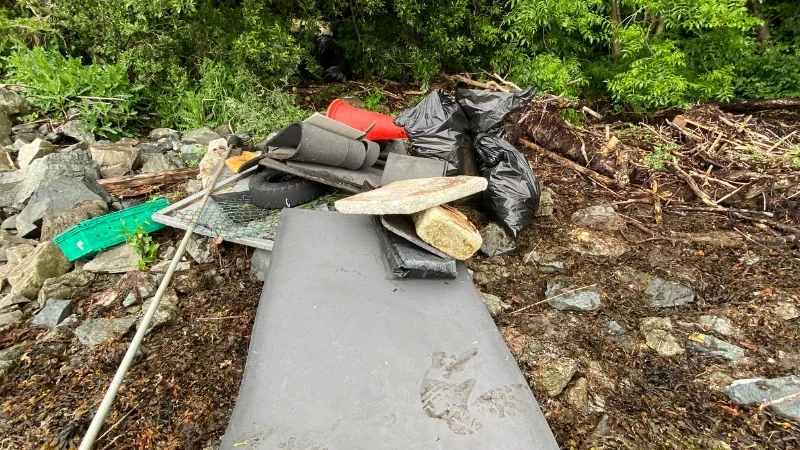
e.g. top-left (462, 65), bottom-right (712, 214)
top-left (249, 169), bottom-right (325, 209)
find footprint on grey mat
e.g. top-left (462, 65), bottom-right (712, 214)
top-left (473, 383), bottom-right (532, 419)
top-left (278, 436), bottom-right (329, 450)
top-left (420, 349), bottom-right (483, 434)
top-left (233, 427), bottom-right (275, 449)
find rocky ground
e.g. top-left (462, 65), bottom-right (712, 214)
top-left (1, 85), bottom-right (799, 449)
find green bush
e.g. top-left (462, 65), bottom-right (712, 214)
top-left (5, 47), bottom-right (142, 138)
top-left (1, 0), bottom-right (799, 125)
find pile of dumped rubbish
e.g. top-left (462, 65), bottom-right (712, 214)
top-left (155, 87), bottom-right (542, 280)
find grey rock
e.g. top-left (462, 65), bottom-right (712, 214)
top-left (646, 277), bottom-right (695, 308)
top-left (31, 299), bottom-right (73, 328)
top-left (140, 288), bottom-right (179, 332)
top-left (6, 243), bottom-right (35, 266)
top-left (139, 153), bottom-right (186, 173)
top-left (40, 200), bottom-right (108, 241)
top-left (75, 315), bottom-right (137, 348)
top-left (90, 142), bottom-right (139, 178)
top-left (571, 205), bottom-right (625, 231)
top-left (774, 302), bottom-right (799, 321)
top-left (607, 320), bottom-right (626, 335)
top-left (0, 293), bottom-right (29, 311)
top-left (0, 309), bottom-right (24, 331)
top-left (535, 188), bottom-right (554, 217)
top-left (697, 315), bottom-right (738, 336)
top-left (150, 260), bottom-right (190, 273)
top-left (214, 124), bottom-right (233, 138)
top-left (121, 271), bottom-right (163, 307)
top-left (160, 246), bottom-right (176, 260)
top-left (479, 292), bottom-right (509, 316)
top-left (567, 228), bottom-right (629, 258)
top-left (532, 357), bottom-right (578, 397)
top-left (564, 377), bottom-right (590, 413)
top-left (725, 376), bottom-right (800, 420)
top-left (179, 143), bottom-right (206, 164)
top-left (182, 126), bottom-right (221, 146)
top-left (0, 152), bottom-right (16, 172)
top-left (12, 131), bottom-right (43, 143)
top-left (0, 90), bottom-right (34, 116)
top-left (17, 138), bottom-right (55, 169)
top-left (0, 230), bottom-right (38, 247)
top-left (523, 250), bottom-right (564, 274)
top-left (83, 244), bottom-right (141, 273)
top-left (479, 222), bottom-right (516, 256)
top-left (0, 114), bottom-right (11, 147)
top-left (59, 120), bottom-right (95, 144)
top-left (250, 249), bottom-right (271, 282)
top-left (689, 333), bottom-right (745, 363)
top-left (0, 148), bottom-right (102, 209)
top-left (186, 234), bottom-right (214, 264)
top-left (546, 280), bottom-right (603, 312)
top-left (137, 141), bottom-right (173, 154)
top-left (0, 343), bottom-right (26, 376)
top-left (186, 179), bottom-right (203, 195)
top-left (43, 132), bottom-right (60, 143)
top-left (5, 241), bottom-right (73, 298)
top-left (1, 215), bottom-right (17, 230)
top-left (639, 317), bottom-right (684, 356)
top-left (16, 178), bottom-right (108, 237)
top-left (149, 128), bottom-right (180, 141)
top-left (38, 269), bottom-right (95, 305)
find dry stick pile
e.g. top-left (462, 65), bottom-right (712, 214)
top-left (517, 101), bottom-right (800, 238)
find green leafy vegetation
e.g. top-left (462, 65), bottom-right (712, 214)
top-left (363, 89), bottom-right (387, 112)
top-left (124, 226), bottom-right (160, 271)
top-left (0, 0), bottom-right (798, 132)
top-left (644, 143), bottom-right (678, 170)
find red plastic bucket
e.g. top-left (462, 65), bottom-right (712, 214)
top-left (326, 99), bottom-right (407, 140)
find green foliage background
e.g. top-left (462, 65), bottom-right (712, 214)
top-left (0, 0), bottom-right (798, 136)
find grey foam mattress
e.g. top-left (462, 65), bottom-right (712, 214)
top-left (221, 209), bottom-right (559, 449)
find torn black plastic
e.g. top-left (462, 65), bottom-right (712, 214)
top-left (473, 133), bottom-right (541, 237)
top-left (456, 87), bottom-right (536, 137)
top-left (393, 90), bottom-right (477, 176)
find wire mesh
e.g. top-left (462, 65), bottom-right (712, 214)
top-left (167, 189), bottom-right (338, 242)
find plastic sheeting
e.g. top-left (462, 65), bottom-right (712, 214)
top-left (393, 90), bottom-right (477, 176)
top-left (375, 217), bottom-right (457, 279)
top-left (474, 133), bottom-right (541, 237)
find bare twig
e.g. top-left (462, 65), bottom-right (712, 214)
top-left (520, 139), bottom-right (617, 186)
top-left (671, 163), bottom-right (718, 207)
top-left (196, 315), bottom-right (245, 321)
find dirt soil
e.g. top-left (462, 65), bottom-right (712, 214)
top-left (1, 84), bottom-right (799, 449)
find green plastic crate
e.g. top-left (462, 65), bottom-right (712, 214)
top-left (53, 198), bottom-right (169, 261)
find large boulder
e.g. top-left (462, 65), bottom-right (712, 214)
top-left (90, 142), bottom-right (139, 178)
top-left (75, 315), bottom-right (137, 348)
top-left (5, 241), bottom-right (73, 298)
top-left (83, 244), bottom-right (141, 273)
top-left (182, 126), bottom-right (221, 146)
top-left (16, 178), bottom-right (108, 237)
top-left (0, 90), bottom-right (34, 116)
top-left (40, 200), bottom-right (108, 241)
top-left (17, 138), bottom-right (55, 169)
top-left (38, 269), bottom-right (95, 305)
top-left (0, 90), bottom-right (34, 147)
top-left (58, 120), bottom-right (95, 144)
top-left (139, 153), bottom-right (186, 173)
top-left (0, 148), bottom-right (102, 209)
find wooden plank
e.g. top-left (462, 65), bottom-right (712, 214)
top-left (98, 168), bottom-right (199, 190)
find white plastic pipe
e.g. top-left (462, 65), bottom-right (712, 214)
top-left (80, 147), bottom-right (232, 449)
